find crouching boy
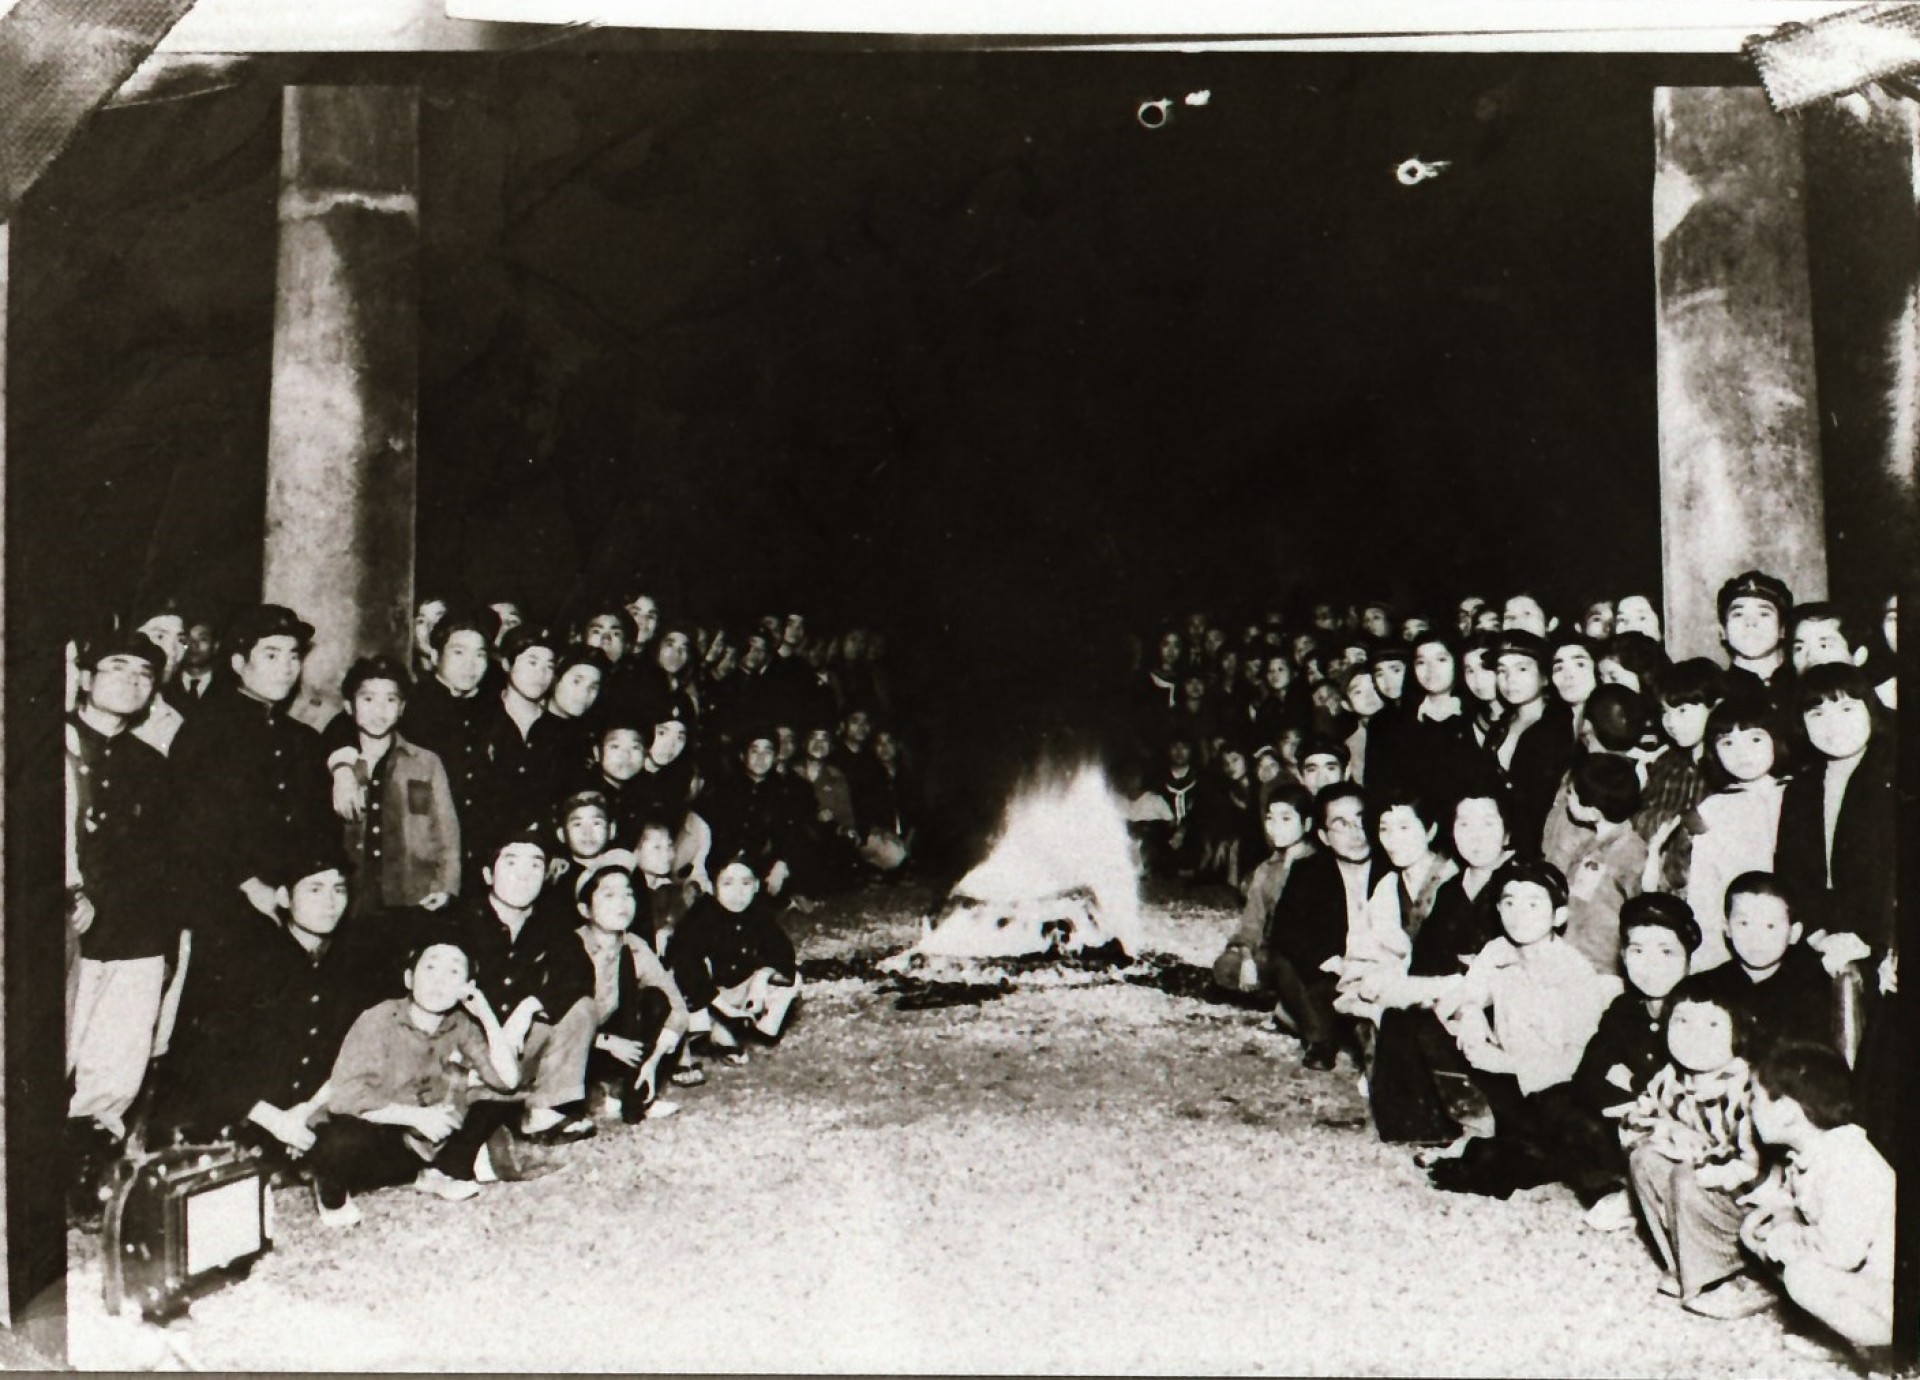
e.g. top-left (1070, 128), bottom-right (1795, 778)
top-left (304, 937), bottom-right (521, 1227)
top-left (1741, 1041), bottom-right (1895, 1357)
top-left (573, 855), bottom-right (690, 1122)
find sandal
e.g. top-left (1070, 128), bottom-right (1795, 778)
top-left (670, 1064), bottom-right (708, 1087)
top-left (721, 1051), bottom-right (750, 1068)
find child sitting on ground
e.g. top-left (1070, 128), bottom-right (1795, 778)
top-left (1567, 893), bottom-right (1700, 1229)
top-left (1623, 983), bottom-right (1768, 1318)
top-left (573, 855), bottom-right (689, 1123)
top-left (1426, 860), bottom-right (1623, 1197)
top-left (669, 857), bottom-right (802, 1066)
top-left (1740, 1041), bottom-right (1895, 1358)
top-left (305, 937), bottom-right (523, 1228)
top-left (1210, 785), bottom-right (1317, 996)
top-left (1689, 872), bottom-right (1834, 1058)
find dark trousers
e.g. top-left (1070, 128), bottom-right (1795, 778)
top-left (1270, 955), bottom-right (1341, 1047)
top-left (1453, 1071), bottom-right (1624, 1201)
top-left (1369, 1007), bottom-right (1477, 1144)
top-left (306, 1102), bottom-right (516, 1203)
top-left (587, 988), bottom-right (678, 1092)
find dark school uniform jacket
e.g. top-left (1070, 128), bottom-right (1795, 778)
top-left (668, 894), bottom-right (797, 1011)
top-left (1569, 992), bottom-right (1670, 1117)
top-left (1689, 944), bottom-right (1836, 1058)
top-left (1495, 699), bottom-right (1576, 858)
top-left (152, 908), bottom-right (385, 1143)
top-left (453, 892), bottom-right (595, 1026)
top-left (168, 684), bottom-right (329, 906)
top-left (400, 678), bottom-right (491, 842)
top-left (68, 713), bottom-right (178, 961)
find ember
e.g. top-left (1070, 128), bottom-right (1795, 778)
top-left (886, 765), bottom-right (1142, 967)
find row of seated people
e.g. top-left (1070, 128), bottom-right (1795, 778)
top-left (1187, 573), bottom-right (1896, 1361)
top-left (63, 595), bottom-right (916, 1226)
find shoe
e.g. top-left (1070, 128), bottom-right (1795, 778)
top-left (521, 1106), bottom-right (597, 1142)
top-left (1302, 1042), bottom-right (1338, 1072)
top-left (644, 1099), bottom-right (681, 1121)
top-left (315, 1194), bottom-right (363, 1230)
top-left (721, 1051), bottom-right (750, 1068)
top-left (1683, 1275), bottom-right (1774, 1320)
top-left (478, 1127), bottom-right (566, 1183)
top-left (1583, 1191), bottom-right (1635, 1233)
top-left (1656, 1272), bottom-right (1681, 1298)
top-left (670, 1063), bottom-right (708, 1088)
top-left (411, 1168), bottom-right (481, 1202)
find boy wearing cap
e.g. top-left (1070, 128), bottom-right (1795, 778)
top-left (129, 603), bottom-right (189, 756)
top-left (169, 604), bottom-right (330, 923)
top-left (65, 632), bottom-right (178, 1213)
top-left (1718, 570), bottom-right (1795, 710)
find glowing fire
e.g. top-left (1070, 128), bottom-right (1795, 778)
top-left (900, 764), bottom-right (1142, 962)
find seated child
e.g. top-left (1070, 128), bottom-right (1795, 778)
top-left (1740, 1041), bottom-right (1896, 1356)
top-left (1210, 785), bottom-right (1317, 996)
top-left (573, 855), bottom-right (689, 1122)
top-left (668, 858), bottom-right (802, 1064)
top-left (1623, 982), bottom-right (1768, 1317)
top-left (305, 937), bottom-right (523, 1228)
top-left (1688, 872), bottom-right (1833, 1057)
top-left (1427, 860), bottom-right (1623, 1196)
top-left (1565, 893), bottom-right (1700, 1227)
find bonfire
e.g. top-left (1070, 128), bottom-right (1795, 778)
top-left (882, 764), bottom-right (1142, 971)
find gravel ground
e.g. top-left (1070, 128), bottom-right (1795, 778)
top-left (68, 882), bottom-right (1880, 1374)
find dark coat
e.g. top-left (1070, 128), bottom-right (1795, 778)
top-left (68, 713), bottom-right (178, 961)
top-left (1267, 849), bottom-right (1391, 973)
top-left (1774, 734), bottom-right (1897, 956)
top-left (1495, 699), bottom-right (1576, 857)
top-left (168, 685), bottom-right (329, 903)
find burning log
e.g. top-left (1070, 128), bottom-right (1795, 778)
top-left (883, 765), bottom-right (1142, 972)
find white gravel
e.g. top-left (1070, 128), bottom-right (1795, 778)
top-left (67, 883), bottom-right (1877, 1375)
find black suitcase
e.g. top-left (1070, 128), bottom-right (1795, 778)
top-left (100, 1142), bottom-right (274, 1321)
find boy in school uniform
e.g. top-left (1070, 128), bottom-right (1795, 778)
top-left (151, 845), bottom-right (383, 1160)
top-left (169, 604), bottom-right (330, 924)
top-left (451, 832), bottom-right (599, 1142)
top-left (1717, 570), bottom-right (1796, 714)
top-left (1688, 873), bottom-right (1833, 1058)
top-left (1489, 631), bottom-right (1575, 857)
top-left (64, 632), bottom-right (178, 1213)
top-left (398, 608), bottom-right (498, 868)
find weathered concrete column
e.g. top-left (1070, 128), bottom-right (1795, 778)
top-left (1801, 88), bottom-right (1920, 601)
top-left (1653, 87), bottom-right (1828, 661)
top-left (264, 85), bottom-right (419, 727)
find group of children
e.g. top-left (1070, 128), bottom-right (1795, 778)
top-left (1185, 577), bottom-right (1899, 1361)
top-left (64, 591), bottom-right (913, 1228)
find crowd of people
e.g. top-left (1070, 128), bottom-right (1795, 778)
top-left (1138, 577), bottom-right (1900, 1361)
top-left (62, 564), bottom-right (1902, 1362)
top-left (64, 589), bottom-right (923, 1228)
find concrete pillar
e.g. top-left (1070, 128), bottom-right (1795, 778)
top-left (264, 85), bottom-right (419, 727)
top-left (1653, 86), bottom-right (1828, 661)
top-left (0, 221), bottom-right (65, 1361)
top-left (1800, 88), bottom-right (1920, 603)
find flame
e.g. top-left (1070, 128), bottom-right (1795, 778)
top-left (908, 764), bottom-right (1142, 961)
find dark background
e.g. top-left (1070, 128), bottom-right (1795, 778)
top-left (19, 48), bottom-right (1913, 823)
